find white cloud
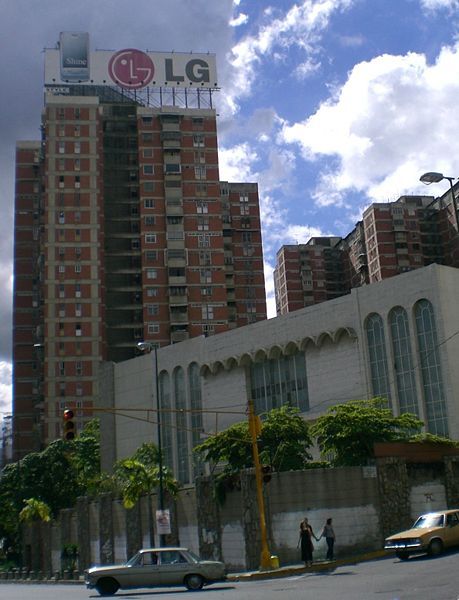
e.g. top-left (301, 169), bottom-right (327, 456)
top-left (230, 13), bottom-right (249, 27)
top-left (0, 361), bottom-right (12, 417)
top-left (223, 0), bottom-right (356, 114)
top-left (280, 43), bottom-right (459, 204)
top-left (420, 0), bottom-right (459, 11)
top-left (294, 58), bottom-right (322, 80)
top-left (218, 142), bottom-right (258, 182)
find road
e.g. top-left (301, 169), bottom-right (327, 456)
top-left (1, 552), bottom-right (458, 599)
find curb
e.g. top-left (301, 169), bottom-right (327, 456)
top-left (227, 550), bottom-right (387, 581)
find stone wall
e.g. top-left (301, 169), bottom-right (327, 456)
top-left (21, 456), bottom-right (459, 574)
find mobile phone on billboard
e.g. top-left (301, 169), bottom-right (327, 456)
top-left (59, 32), bottom-right (89, 82)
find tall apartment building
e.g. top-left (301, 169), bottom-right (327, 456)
top-left (275, 191), bottom-right (459, 315)
top-left (12, 37), bottom-right (266, 460)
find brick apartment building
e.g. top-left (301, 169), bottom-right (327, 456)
top-left (274, 191), bottom-right (459, 315)
top-left (12, 39), bottom-right (266, 459)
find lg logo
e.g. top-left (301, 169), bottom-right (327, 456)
top-left (108, 48), bottom-right (211, 89)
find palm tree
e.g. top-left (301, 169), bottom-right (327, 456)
top-left (115, 445), bottom-right (178, 546)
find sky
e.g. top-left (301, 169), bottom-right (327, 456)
top-left (1, 0), bottom-right (459, 419)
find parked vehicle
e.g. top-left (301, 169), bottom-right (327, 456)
top-left (384, 509), bottom-right (459, 560)
top-left (85, 547), bottom-right (226, 596)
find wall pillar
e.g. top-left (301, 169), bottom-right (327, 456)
top-left (77, 496), bottom-right (91, 571)
top-left (196, 476), bottom-right (222, 561)
top-left (99, 493), bottom-right (114, 565)
top-left (444, 456), bottom-right (459, 506)
top-left (376, 457), bottom-right (410, 539)
top-left (125, 502), bottom-right (142, 559)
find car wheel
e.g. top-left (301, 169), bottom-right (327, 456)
top-left (395, 551), bottom-right (410, 561)
top-left (184, 573), bottom-right (204, 590)
top-left (95, 577), bottom-right (120, 596)
top-left (428, 539), bottom-right (443, 556)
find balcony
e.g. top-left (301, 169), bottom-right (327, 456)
top-left (171, 330), bottom-right (189, 343)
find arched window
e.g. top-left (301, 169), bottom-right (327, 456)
top-left (250, 351), bottom-right (308, 414)
top-left (389, 307), bottom-right (418, 416)
top-left (365, 313), bottom-right (391, 402)
top-left (189, 363), bottom-right (203, 476)
top-left (174, 367), bottom-right (190, 483)
top-left (159, 371), bottom-right (173, 469)
top-left (414, 299), bottom-right (448, 436)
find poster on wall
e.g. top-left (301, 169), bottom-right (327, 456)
top-left (45, 32), bottom-right (218, 90)
top-left (156, 509), bottom-right (171, 535)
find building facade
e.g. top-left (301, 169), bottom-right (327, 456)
top-left (274, 191), bottom-right (459, 315)
top-left (102, 264), bottom-right (459, 484)
top-left (12, 39), bottom-right (266, 459)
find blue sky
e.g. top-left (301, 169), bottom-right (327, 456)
top-left (1, 0), bottom-right (459, 417)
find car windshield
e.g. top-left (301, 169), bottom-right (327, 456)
top-left (185, 550), bottom-right (201, 564)
top-left (413, 514), bottom-right (444, 529)
top-left (125, 553), bottom-right (141, 567)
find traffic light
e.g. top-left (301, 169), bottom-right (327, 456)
top-left (63, 408), bottom-right (75, 440)
top-left (261, 465), bottom-right (272, 483)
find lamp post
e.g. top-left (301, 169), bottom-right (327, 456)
top-left (420, 171), bottom-right (459, 263)
top-left (136, 341), bottom-right (166, 546)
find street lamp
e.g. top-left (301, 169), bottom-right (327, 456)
top-left (136, 341), bottom-right (167, 546)
top-left (420, 171), bottom-right (459, 227)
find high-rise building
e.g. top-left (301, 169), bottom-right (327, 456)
top-left (274, 191), bottom-right (459, 315)
top-left (12, 36), bottom-right (266, 460)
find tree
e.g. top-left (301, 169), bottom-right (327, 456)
top-left (310, 397), bottom-right (423, 467)
top-left (194, 405), bottom-right (313, 502)
top-left (114, 443), bottom-right (178, 545)
top-left (19, 498), bottom-right (51, 524)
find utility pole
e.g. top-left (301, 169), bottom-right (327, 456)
top-left (247, 399), bottom-right (273, 570)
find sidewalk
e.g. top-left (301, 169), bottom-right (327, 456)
top-left (227, 550), bottom-right (387, 581)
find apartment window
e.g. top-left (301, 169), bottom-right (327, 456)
top-left (74, 141), bottom-right (80, 154)
top-left (142, 132), bottom-right (153, 142)
top-left (76, 385), bottom-right (83, 396)
top-left (58, 125), bottom-right (65, 136)
top-left (194, 151), bottom-right (206, 164)
top-left (57, 107), bottom-right (65, 119)
top-left (240, 195), bottom-right (250, 215)
top-left (59, 141), bottom-right (65, 154)
top-left (196, 183), bottom-right (207, 196)
top-left (75, 263), bottom-right (82, 273)
top-left (146, 250), bottom-right (158, 261)
top-left (194, 166), bottom-right (206, 180)
top-left (58, 304), bottom-right (65, 317)
top-left (201, 286), bottom-right (212, 296)
top-left (146, 287), bottom-right (158, 297)
top-left (131, 239), bottom-right (140, 250)
top-left (144, 198), bottom-right (155, 208)
top-left (75, 210), bottom-right (81, 223)
top-left (59, 175), bottom-right (65, 188)
top-left (198, 234), bottom-right (210, 248)
top-left (147, 304), bottom-right (159, 316)
top-left (200, 269), bottom-right (212, 284)
top-left (75, 283), bottom-right (81, 298)
top-left (59, 361), bottom-right (65, 376)
top-left (145, 233), bottom-right (157, 244)
top-left (143, 164), bottom-right (154, 175)
top-left (197, 217), bottom-right (209, 231)
top-left (75, 303), bottom-right (82, 317)
top-left (196, 201), bottom-right (208, 214)
top-left (144, 182), bottom-right (154, 192)
top-left (74, 125), bottom-right (80, 137)
top-left (58, 211), bottom-right (65, 224)
top-left (193, 134), bottom-right (205, 147)
top-left (145, 216), bottom-right (155, 226)
top-left (148, 323), bottom-right (160, 334)
top-left (202, 305), bottom-right (214, 320)
top-left (146, 269), bottom-right (157, 279)
top-left (192, 117), bottom-right (204, 126)
top-left (59, 284), bottom-right (65, 298)
top-left (74, 175), bottom-right (80, 189)
top-left (199, 251), bottom-right (211, 266)
top-left (74, 159), bottom-right (80, 171)
top-left (143, 148), bottom-right (153, 158)
top-left (58, 192), bottom-right (65, 206)
top-left (58, 265), bottom-right (65, 274)
top-left (75, 323), bottom-right (82, 336)
top-left (76, 361), bottom-right (83, 376)
top-left (74, 107), bottom-right (80, 119)
top-left (141, 116), bottom-right (153, 125)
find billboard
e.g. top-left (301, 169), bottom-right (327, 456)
top-left (45, 32), bottom-right (218, 90)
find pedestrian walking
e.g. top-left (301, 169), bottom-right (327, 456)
top-left (298, 517), bottom-right (318, 566)
top-left (318, 517), bottom-right (336, 560)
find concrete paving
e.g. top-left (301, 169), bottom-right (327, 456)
top-left (227, 549), bottom-right (387, 581)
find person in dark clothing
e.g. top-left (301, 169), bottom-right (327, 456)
top-left (319, 517), bottom-right (336, 560)
top-left (299, 517), bottom-right (318, 566)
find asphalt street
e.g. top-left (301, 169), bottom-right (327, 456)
top-left (1, 551), bottom-right (458, 600)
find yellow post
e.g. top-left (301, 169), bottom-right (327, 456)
top-left (248, 399), bottom-right (272, 570)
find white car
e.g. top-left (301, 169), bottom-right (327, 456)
top-left (85, 547), bottom-right (226, 596)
